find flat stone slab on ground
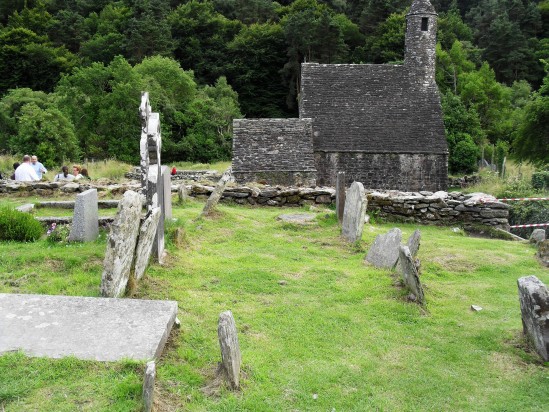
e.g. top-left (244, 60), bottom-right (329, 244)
top-left (277, 213), bottom-right (316, 224)
top-left (0, 293), bottom-right (177, 362)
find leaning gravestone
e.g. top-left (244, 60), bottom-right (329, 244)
top-left (407, 229), bottom-right (421, 258)
top-left (365, 228), bottom-right (403, 269)
top-left (341, 181), bottom-right (367, 242)
top-left (133, 207), bottom-right (161, 281)
top-left (202, 167), bottom-right (233, 217)
top-left (68, 188), bottom-right (99, 242)
top-left (517, 275), bottom-right (549, 361)
top-left (399, 245), bottom-right (425, 304)
top-left (143, 361), bottom-right (156, 412)
top-left (538, 240), bottom-right (549, 267)
top-left (100, 190), bottom-right (142, 298)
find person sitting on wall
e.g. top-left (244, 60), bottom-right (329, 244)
top-left (80, 168), bottom-right (91, 180)
top-left (31, 155), bottom-right (47, 180)
top-left (72, 165), bottom-right (84, 180)
top-left (10, 163), bottom-right (19, 180)
top-left (171, 166), bottom-right (177, 176)
top-left (54, 166), bottom-right (74, 181)
top-left (14, 155), bottom-right (40, 182)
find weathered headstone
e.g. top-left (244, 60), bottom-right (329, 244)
top-left (517, 276), bottom-right (549, 361)
top-left (178, 184), bottom-right (187, 203)
top-left (341, 181), bottom-right (367, 242)
top-left (202, 167), bottom-right (232, 217)
top-left (133, 207), bottom-right (161, 281)
top-left (161, 165), bottom-right (172, 220)
top-left (399, 245), bottom-right (425, 304)
top-left (530, 229), bottom-right (546, 244)
top-left (68, 188), bottom-right (99, 242)
top-left (538, 240), bottom-right (549, 267)
top-left (0, 293), bottom-right (178, 361)
top-left (365, 228), bottom-right (403, 269)
top-left (407, 229), bottom-right (421, 257)
top-left (100, 190), bottom-right (142, 298)
top-left (336, 171), bottom-right (346, 224)
top-left (140, 91), bottom-right (165, 264)
top-left (277, 213), bottom-right (316, 224)
top-left (143, 361), bottom-right (156, 412)
top-left (218, 310), bottom-right (241, 390)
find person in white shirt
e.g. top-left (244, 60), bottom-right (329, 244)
top-left (54, 166), bottom-right (74, 181)
top-left (31, 155), bottom-right (47, 179)
top-left (14, 155), bottom-right (40, 182)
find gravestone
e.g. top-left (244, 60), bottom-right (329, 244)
top-left (178, 184), bottom-right (187, 203)
top-left (538, 240), bottom-right (549, 267)
top-left (341, 181), bottom-right (367, 242)
top-left (407, 229), bottom-right (421, 257)
top-left (399, 245), bottom-right (425, 304)
top-left (530, 229), bottom-right (546, 244)
top-left (365, 228), bottom-right (403, 269)
top-left (143, 361), bottom-right (156, 412)
top-left (68, 188), bottom-right (99, 242)
top-left (162, 165), bottom-right (172, 220)
top-left (517, 276), bottom-right (549, 361)
top-left (202, 167), bottom-right (233, 217)
top-left (100, 190), bottom-right (142, 298)
top-left (140, 92), bottom-right (165, 263)
top-left (277, 213), bottom-right (316, 225)
top-left (218, 310), bottom-right (241, 390)
top-left (134, 207), bottom-right (161, 281)
top-left (0, 293), bottom-right (178, 361)
top-left (336, 171), bottom-right (346, 224)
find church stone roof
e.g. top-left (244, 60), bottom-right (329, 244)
top-left (299, 62), bottom-right (448, 155)
top-left (408, 0), bottom-right (437, 15)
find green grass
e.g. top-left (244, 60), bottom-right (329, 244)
top-left (1, 198), bottom-right (548, 411)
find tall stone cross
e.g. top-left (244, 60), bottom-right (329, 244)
top-left (139, 92), bottom-right (165, 262)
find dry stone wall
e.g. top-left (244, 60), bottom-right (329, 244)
top-left (0, 180), bottom-right (510, 229)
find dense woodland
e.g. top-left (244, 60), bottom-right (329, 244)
top-left (0, 0), bottom-right (547, 172)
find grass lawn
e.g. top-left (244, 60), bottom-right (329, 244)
top-left (0, 198), bottom-right (548, 411)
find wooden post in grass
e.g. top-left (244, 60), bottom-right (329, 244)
top-left (336, 171), bottom-right (346, 224)
top-left (218, 310), bottom-right (241, 389)
top-left (201, 167), bottom-right (232, 217)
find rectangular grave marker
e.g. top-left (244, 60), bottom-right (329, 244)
top-left (68, 188), bottom-right (99, 242)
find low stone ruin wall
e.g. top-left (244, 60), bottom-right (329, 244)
top-left (125, 169), bottom-right (221, 181)
top-left (0, 180), bottom-right (509, 229)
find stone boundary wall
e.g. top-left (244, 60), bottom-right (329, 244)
top-left (125, 169), bottom-right (221, 181)
top-left (0, 181), bottom-right (509, 229)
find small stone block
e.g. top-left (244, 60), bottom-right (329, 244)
top-left (341, 181), bottom-right (367, 242)
top-left (68, 189), bottom-right (99, 242)
top-left (218, 310), bottom-right (241, 389)
top-left (143, 361), bottom-right (156, 412)
top-left (517, 276), bottom-right (549, 361)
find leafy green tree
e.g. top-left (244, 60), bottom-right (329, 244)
top-left (180, 77), bottom-right (242, 162)
top-left (227, 23), bottom-right (291, 117)
top-left (513, 63), bottom-right (549, 165)
top-left (6, 0), bottom-right (53, 36)
top-left (11, 102), bottom-right (79, 168)
top-left (168, 1), bottom-right (242, 85)
top-left (458, 62), bottom-right (513, 143)
top-left (0, 27), bottom-right (77, 94)
top-left (363, 12), bottom-right (405, 63)
top-left (0, 88), bottom-right (51, 151)
top-left (436, 40), bottom-right (476, 93)
top-left (449, 134), bottom-right (479, 174)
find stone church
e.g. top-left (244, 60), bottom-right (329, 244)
top-left (232, 0), bottom-right (448, 191)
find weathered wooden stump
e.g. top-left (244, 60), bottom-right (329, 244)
top-left (217, 310), bottom-right (241, 389)
top-left (336, 171), bottom-right (346, 224)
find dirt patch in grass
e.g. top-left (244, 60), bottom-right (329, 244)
top-left (431, 254), bottom-right (479, 272)
top-left (132, 276), bottom-right (173, 300)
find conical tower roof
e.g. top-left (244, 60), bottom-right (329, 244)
top-left (408, 0), bottom-right (437, 16)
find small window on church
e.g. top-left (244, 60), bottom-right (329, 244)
top-left (421, 17), bottom-right (429, 31)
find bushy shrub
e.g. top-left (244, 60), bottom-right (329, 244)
top-left (0, 207), bottom-right (43, 242)
top-left (531, 170), bottom-right (549, 190)
top-left (449, 135), bottom-right (479, 174)
top-left (46, 223), bottom-right (71, 243)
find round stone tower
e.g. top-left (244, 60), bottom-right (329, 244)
top-left (405, 0), bottom-right (438, 87)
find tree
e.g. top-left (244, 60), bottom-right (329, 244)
top-left (513, 62), bottom-right (549, 165)
top-left (11, 102), bottom-right (79, 168)
top-left (227, 23), bottom-right (291, 117)
top-left (0, 27), bottom-right (77, 94)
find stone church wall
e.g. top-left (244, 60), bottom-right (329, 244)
top-left (314, 152), bottom-right (448, 191)
top-left (231, 118), bottom-right (317, 187)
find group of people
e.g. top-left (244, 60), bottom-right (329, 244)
top-left (5, 155), bottom-right (91, 182)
